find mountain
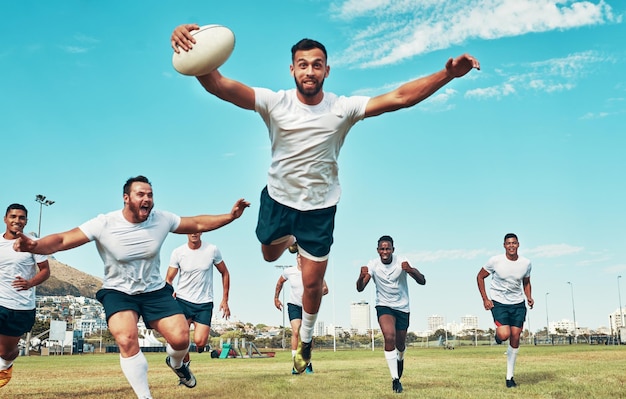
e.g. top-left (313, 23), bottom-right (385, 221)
top-left (37, 257), bottom-right (102, 298)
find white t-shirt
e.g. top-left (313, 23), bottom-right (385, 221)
top-left (366, 254), bottom-right (411, 313)
top-left (254, 88), bottom-right (369, 211)
top-left (79, 209), bottom-right (181, 295)
top-left (169, 241), bottom-right (223, 304)
top-left (483, 253), bottom-right (532, 305)
top-left (281, 266), bottom-right (304, 307)
top-left (0, 235), bottom-right (47, 310)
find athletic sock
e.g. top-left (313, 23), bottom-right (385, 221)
top-left (166, 344), bottom-right (189, 369)
top-left (0, 356), bottom-right (13, 371)
top-left (300, 311), bottom-right (317, 343)
top-left (120, 352), bottom-right (152, 399)
top-left (291, 349), bottom-right (297, 358)
top-left (385, 350), bottom-right (399, 379)
top-left (506, 345), bottom-right (519, 380)
top-left (396, 349), bottom-right (405, 362)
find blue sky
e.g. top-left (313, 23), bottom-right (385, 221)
top-left (2, 1), bottom-right (624, 333)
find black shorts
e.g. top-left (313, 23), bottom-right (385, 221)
top-left (0, 305), bottom-right (35, 336)
top-left (255, 186), bottom-right (336, 258)
top-left (176, 297), bottom-right (213, 326)
top-left (96, 284), bottom-right (183, 329)
top-left (491, 300), bottom-right (527, 328)
top-left (376, 306), bottom-right (410, 331)
top-left (287, 303), bottom-right (303, 322)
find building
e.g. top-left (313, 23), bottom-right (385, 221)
top-left (314, 320), bottom-right (325, 337)
top-left (461, 315), bottom-right (479, 330)
top-left (350, 300), bottom-right (371, 334)
top-left (428, 315), bottom-right (445, 332)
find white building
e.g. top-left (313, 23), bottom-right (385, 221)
top-left (428, 315), bottom-right (445, 332)
top-left (461, 315), bottom-right (479, 330)
top-left (350, 300), bottom-right (371, 335)
top-left (609, 308), bottom-right (626, 331)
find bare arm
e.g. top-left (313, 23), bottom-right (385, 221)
top-left (215, 261), bottom-right (230, 319)
top-left (12, 259), bottom-right (51, 292)
top-left (523, 277), bottom-right (534, 309)
top-left (13, 228), bottom-right (91, 255)
top-left (364, 54), bottom-right (480, 118)
top-left (171, 24), bottom-right (256, 110)
top-left (477, 268), bottom-right (493, 310)
top-left (356, 266), bottom-right (371, 292)
top-left (401, 261), bottom-right (426, 285)
top-left (165, 266), bottom-right (178, 286)
top-left (274, 276), bottom-right (287, 310)
top-left (174, 198), bottom-right (250, 234)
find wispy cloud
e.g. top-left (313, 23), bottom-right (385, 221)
top-left (60, 45), bottom-right (89, 54)
top-left (467, 50), bottom-right (610, 99)
top-left (525, 243), bottom-right (584, 258)
top-left (330, 0), bottom-right (618, 68)
top-left (406, 242), bottom-right (583, 263)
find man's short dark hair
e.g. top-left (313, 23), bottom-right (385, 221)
top-left (5, 203), bottom-right (27, 217)
top-left (504, 233), bottom-right (518, 242)
top-left (377, 235), bottom-right (394, 248)
top-left (123, 176), bottom-right (151, 195)
top-left (291, 38), bottom-right (327, 62)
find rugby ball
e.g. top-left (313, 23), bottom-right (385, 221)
top-left (172, 25), bottom-right (235, 76)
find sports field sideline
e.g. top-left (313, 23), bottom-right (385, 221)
top-left (2, 344), bottom-right (624, 399)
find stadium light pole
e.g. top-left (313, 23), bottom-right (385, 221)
top-left (35, 194), bottom-right (55, 238)
top-left (275, 265), bottom-right (290, 350)
top-left (545, 292), bottom-right (550, 343)
top-left (618, 276), bottom-right (623, 345)
top-left (567, 282), bottom-right (577, 342)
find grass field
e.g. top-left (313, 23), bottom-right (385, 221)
top-left (2, 344), bottom-right (625, 398)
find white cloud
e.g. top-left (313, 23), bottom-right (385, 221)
top-left (331, 0), bottom-right (617, 68)
top-left (525, 243), bottom-right (584, 258)
top-left (60, 45), bottom-right (89, 54)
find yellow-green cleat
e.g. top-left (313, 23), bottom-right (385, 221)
top-left (294, 339), bottom-right (312, 374)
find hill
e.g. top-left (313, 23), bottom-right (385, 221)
top-left (37, 257), bottom-right (102, 298)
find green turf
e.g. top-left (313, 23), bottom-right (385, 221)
top-left (2, 345), bottom-right (625, 398)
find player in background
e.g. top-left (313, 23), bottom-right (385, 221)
top-left (0, 204), bottom-right (50, 388)
top-left (477, 233), bottom-right (533, 388)
top-left (274, 252), bottom-right (328, 374)
top-left (166, 232), bottom-right (231, 365)
top-left (356, 235), bottom-right (425, 393)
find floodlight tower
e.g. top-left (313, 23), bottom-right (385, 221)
top-left (35, 194), bottom-right (55, 238)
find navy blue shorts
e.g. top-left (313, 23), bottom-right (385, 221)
top-left (491, 300), bottom-right (527, 328)
top-left (176, 298), bottom-right (213, 326)
top-left (287, 303), bottom-right (303, 322)
top-left (376, 306), bottom-right (410, 331)
top-left (96, 284), bottom-right (183, 329)
top-left (0, 305), bottom-right (35, 336)
top-left (255, 186), bottom-right (336, 258)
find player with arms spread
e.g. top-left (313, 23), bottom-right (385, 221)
top-left (171, 24), bottom-right (479, 373)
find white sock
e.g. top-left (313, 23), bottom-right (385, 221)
top-left (119, 352), bottom-right (152, 399)
top-left (166, 344), bottom-right (189, 369)
top-left (385, 350), bottom-right (399, 379)
top-left (506, 345), bottom-right (519, 380)
top-left (0, 356), bottom-right (13, 370)
top-left (291, 349), bottom-right (297, 358)
top-left (300, 311), bottom-right (317, 343)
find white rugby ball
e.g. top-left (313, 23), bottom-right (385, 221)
top-left (172, 25), bottom-right (235, 76)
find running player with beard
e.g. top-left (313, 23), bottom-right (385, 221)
top-left (171, 24), bottom-right (479, 373)
top-left (13, 176), bottom-right (249, 399)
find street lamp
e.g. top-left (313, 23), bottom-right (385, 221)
top-left (567, 282), bottom-right (577, 342)
top-left (545, 292), bottom-right (550, 343)
top-left (618, 276), bottom-right (623, 345)
top-left (275, 265), bottom-right (290, 350)
top-left (35, 194), bottom-right (55, 238)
